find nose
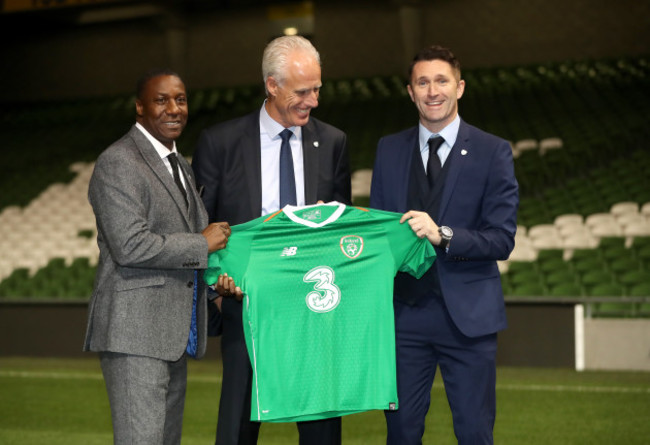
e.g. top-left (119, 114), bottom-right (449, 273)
top-left (166, 99), bottom-right (181, 115)
top-left (305, 90), bottom-right (319, 108)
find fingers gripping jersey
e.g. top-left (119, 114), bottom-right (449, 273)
top-left (205, 203), bottom-right (436, 422)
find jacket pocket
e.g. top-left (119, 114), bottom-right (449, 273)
top-left (116, 274), bottom-right (165, 291)
top-left (459, 262), bottom-right (499, 284)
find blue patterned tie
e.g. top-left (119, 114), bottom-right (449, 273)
top-left (185, 269), bottom-right (198, 358)
top-left (279, 129), bottom-right (297, 208)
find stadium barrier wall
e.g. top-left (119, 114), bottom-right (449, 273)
top-left (1, 302), bottom-right (649, 370)
top-left (0, 302), bottom-right (222, 360)
top-left (584, 318), bottom-right (650, 371)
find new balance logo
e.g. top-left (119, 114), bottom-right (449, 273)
top-left (281, 247), bottom-right (298, 256)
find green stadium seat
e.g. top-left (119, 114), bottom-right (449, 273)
top-left (537, 257), bottom-right (569, 274)
top-left (545, 269), bottom-right (579, 287)
top-left (569, 248), bottom-right (598, 263)
top-left (581, 270), bottom-right (615, 293)
top-left (598, 236), bottom-right (627, 251)
top-left (635, 245), bottom-right (650, 270)
top-left (536, 249), bottom-right (564, 264)
top-left (0, 268), bottom-right (31, 298)
top-left (594, 302), bottom-right (636, 318)
top-left (608, 257), bottom-right (642, 275)
top-left (572, 257), bottom-right (606, 276)
top-left (601, 245), bottom-right (633, 264)
top-left (510, 283), bottom-right (546, 297)
top-left (500, 274), bottom-right (512, 295)
top-left (509, 269), bottom-right (543, 287)
top-left (588, 283), bottom-right (624, 297)
top-left (618, 270), bottom-right (649, 294)
top-left (506, 261), bottom-right (538, 275)
top-left (629, 283), bottom-right (650, 316)
top-left (548, 282), bottom-right (583, 297)
top-left (578, 201), bottom-right (610, 217)
top-left (629, 282), bottom-right (650, 297)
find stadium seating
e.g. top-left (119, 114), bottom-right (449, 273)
top-left (1, 56), bottom-right (649, 318)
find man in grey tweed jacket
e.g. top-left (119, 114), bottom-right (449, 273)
top-left (84, 69), bottom-right (231, 444)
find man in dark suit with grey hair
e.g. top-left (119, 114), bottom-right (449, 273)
top-left (193, 35), bottom-right (351, 445)
top-left (84, 68), bottom-right (231, 445)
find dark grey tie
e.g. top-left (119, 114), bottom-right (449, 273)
top-left (279, 129), bottom-right (297, 208)
top-left (167, 153), bottom-right (188, 207)
top-left (426, 136), bottom-right (445, 189)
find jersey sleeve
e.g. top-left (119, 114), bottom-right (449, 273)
top-left (398, 234), bottom-right (436, 278)
top-left (368, 208), bottom-right (436, 279)
top-left (203, 213), bottom-right (268, 285)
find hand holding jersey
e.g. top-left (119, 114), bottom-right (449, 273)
top-left (400, 210), bottom-right (443, 245)
top-left (214, 273), bottom-right (243, 300)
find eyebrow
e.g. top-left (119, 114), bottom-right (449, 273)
top-left (154, 92), bottom-right (187, 97)
top-left (296, 85), bottom-right (321, 91)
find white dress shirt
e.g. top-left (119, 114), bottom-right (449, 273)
top-left (136, 122), bottom-right (187, 190)
top-left (259, 103), bottom-right (306, 215)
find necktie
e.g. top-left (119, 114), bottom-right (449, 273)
top-left (426, 136), bottom-right (445, 189)
top-left (186, 269), bottom-right (198, 358)
top-left (279, 129), bottom-right (297, 208)
top-left (168, 153), bottom-right (188, 207)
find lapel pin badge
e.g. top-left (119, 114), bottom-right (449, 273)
top-left (461, 149), bottom-right (468, 156)
top-left (313, 141), bottom-right (319, 147)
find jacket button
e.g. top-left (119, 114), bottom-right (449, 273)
top-left (187, 281), bottom-right (194, 288)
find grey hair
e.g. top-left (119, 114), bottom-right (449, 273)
top-left (262, 35), bottom-right (321, 95)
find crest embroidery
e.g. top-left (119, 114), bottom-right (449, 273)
top-left (340, 235), bottom-right (364, 259)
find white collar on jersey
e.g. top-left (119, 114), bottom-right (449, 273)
top-left (282, 202), bottom-right (346, 228)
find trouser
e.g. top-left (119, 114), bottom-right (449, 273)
top-left (386, 296), bottom-right (497, 445)
top-left (100, 351), bottom-right (188, 445)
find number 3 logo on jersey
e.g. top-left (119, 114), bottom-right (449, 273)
top-left (303, 266), bottom-right (341, 313)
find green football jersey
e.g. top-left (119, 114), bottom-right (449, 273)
top-left (205, 202), bottom-right (436, 423)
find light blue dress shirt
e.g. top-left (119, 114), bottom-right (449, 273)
top-left (418, 114), bottom-right (461, 170)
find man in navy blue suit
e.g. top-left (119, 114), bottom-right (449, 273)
top-left (370, 45), bottom-right (518, 444)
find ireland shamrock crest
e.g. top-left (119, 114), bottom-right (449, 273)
top-left (340, 235), bottom-right (364, 259)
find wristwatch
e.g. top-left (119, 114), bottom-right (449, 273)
top-left (438, 226), bottom-right (453, 250)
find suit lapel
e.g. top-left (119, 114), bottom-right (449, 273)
top-left (302, 120), bottom-right (319, 204)
top-left (130, 126), bottom-right (193, 228)
top-left (437, 120), bottom-right (470, 220)
top-left (242, 112), bottom-right (263, 218)
top-left (397, 128), bottom-right (419, 213)
top-left (177, 154), bottom-right (208, 230)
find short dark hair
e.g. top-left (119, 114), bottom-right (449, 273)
top-left (136, 68), bottom-right (181, 99)
top-left (408, 45), bottom-right (461, 82)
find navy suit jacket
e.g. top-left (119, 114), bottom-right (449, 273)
top-left (370, 119), bottom-right (518, 338)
